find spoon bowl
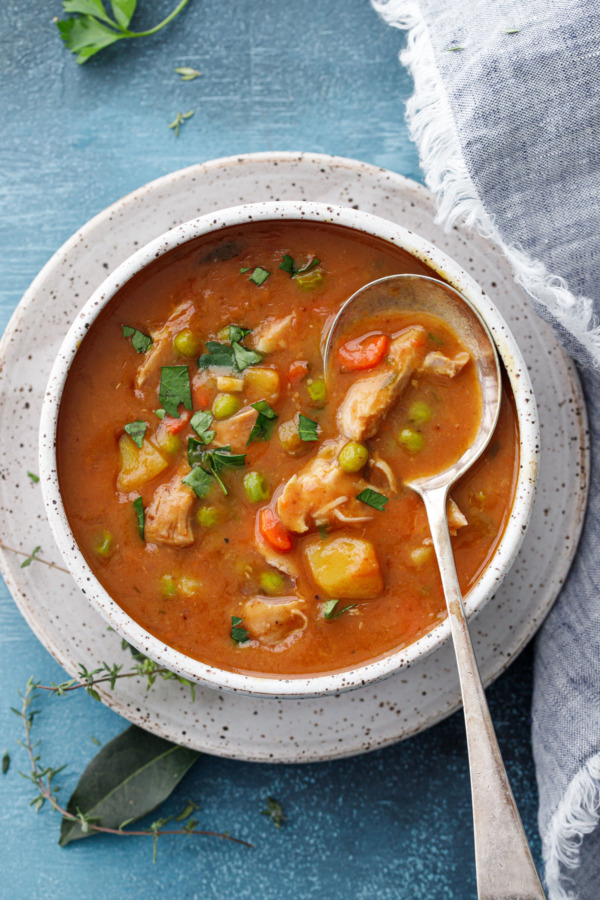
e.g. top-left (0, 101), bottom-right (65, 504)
top-left (325, 273), bottom-right (546, 899)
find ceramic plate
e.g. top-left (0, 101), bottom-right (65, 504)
top-left (0, 153), bottom-right (589, 762)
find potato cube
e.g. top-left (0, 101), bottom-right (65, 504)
top-left (244, 366), bottom-right (280, 402)
top-left (304, 536), bottom-right (383, 600)
top-left (216, 375), bottom-right (244, 392)
top-left (116, 433), bottom-right (168, 493)
top-left (277, 417), bottom-right (308, 456)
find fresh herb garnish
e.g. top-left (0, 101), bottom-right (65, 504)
top-left (155, 409), bottom-right (166, 419)
top-left (317, 523), bottom-right (329, 540)
top-left (182, 465), bottom-right (213, 499)
top-left (122, 325), bottom-right (152, 354)
top-left (198, 338), bottom-right (262, 373)
top-left (56, 0), bottom-right (193, 65)
top-left (428, 332), bottom-right (444, 345)
top-left (27, 471), bottom-right (40, 483)
top-left (190, 410), bottom-right (215, 445)
top-left (228, 325), bottom-right (252, 344)
top-left (169, 110), bottom-right (194, 138)
top-left (21, 545), bottom-right (41, 569)
top-left (298, 414), bottom-right (319, 442)
top-left (174, 66), bottom-right (201, 81)
top-left (260, 796), bottom-right (286, 829)
top-left (357, 488), bottom-right (388, 511)
top-left (247, 401), bottom-right (278, 445)
top-left (158, 366), bottom-right (192, 418)
top-left (247, 267), bottom-right (270, 286)
top-left (323, 599), bottom-right (358, 620)
top-left (231, 616), bottom-right (249, 644)
top-left (124, 420), bottom-right (147, 449)
top-left (239, 267), bottom-right (252, 274)
top-left (232, 342), bottom-right (262, 371)
top-left (186, 443), bottom-right (246, 496)
top-left (132, 496), bottom-right (144, 539)
top-left (279, 255), bottom-right (320, 277)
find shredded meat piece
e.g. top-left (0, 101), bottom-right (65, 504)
top-left (241, 596), bottom-right (307, 648)
top-left (423, 498), bottom-right (468, 545)
top-left (337, 327), bottom-right (426, 441)
top-left (419, 350), bottom-right (470, 378)
top-left (144, 464), bottom-right (195, 547)
top-left (255, 530), bottom-right (301, 578)
top-left (212, 406), bottom-right (258, 452)
top-left (250, 314), bottom-right (295, 353)
top-left (134, 301), bottom-right (195, 391)
top-left (276, 440), bottom-right (369, 534)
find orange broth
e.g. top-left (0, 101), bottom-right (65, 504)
top-left (57, 221), bottom-right (519, 677)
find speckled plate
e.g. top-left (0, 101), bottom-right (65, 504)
top-left (0, 152), bottom-right (589, 762)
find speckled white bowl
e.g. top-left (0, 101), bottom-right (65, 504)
top-left (39, 201), bottom-right (539, 699)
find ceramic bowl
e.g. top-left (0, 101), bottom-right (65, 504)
top-left (39, 201), bottom-right (539, 698)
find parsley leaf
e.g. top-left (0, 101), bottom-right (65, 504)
top-left (248, 267), bottom-right (270, 286)
top-left (155, 408), bottom-right (166, 419)
top-left (124, 420), bottom-right (147, 449)
top-left (56, 0), bottom-right (192, 65)
top-left (190, 410), bottom-right (215, 445)
top-left (239, 267), bottom-right (252, 274)
top-left (186, 442), bottom-right (246, 495)
top-left (182, 466), bottom-right (213, 499)
top-left (232, 342), bottom-right (262, 372)
top-left (158, 366), bottom-right (192, 418)
top-left (197, 341), bottom-right (235, 369)
top-left (174, 66), bottom-right (201, 81)
top-left (323, 600), bottom-right (358, 620)
top-left (122, 325), bottom-right (152, 354)
top-left (228, 325), bottom-right (252, 344)
top-left (247, 401), bottom-right (278, 445)
top-left (298, 414), bottom-right (319, 442)
top-left (132, 496), bottom-right (144, 539)
top-left (27, 471), bottom-right (40, 483)
top-left (231, 615), bottom-right (249, 644)
top-left (279, 255), bottom-right (320, 277)
top-left (260, 796), bottom-right (286, 829)
top-left (357, 488), bottom-right (388, 511)
top-left (21, 546), bottom-right (41, 569)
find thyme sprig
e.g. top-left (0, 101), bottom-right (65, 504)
top-left (13, 678), bottom-right (252, 855)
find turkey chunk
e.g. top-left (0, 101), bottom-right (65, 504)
top-left (419, 350), bottom-right (470, 378)
top-left (241, 596), bottom-right (307, 647)
top-left (276, 440), bottom-right (371, 534)
top-left (144, 464), bottom-right (196, 547)
top-left (134, 301), bottom-right (194, 391)
top-left (337, 326), bottom-right (426, 441)
top-left (249, 314), bottom-right (294, 354)
top-left (212, 406), bottom-right (258, 452)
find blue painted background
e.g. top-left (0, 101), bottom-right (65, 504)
top-left (0, 1), bottom-right (542, 897)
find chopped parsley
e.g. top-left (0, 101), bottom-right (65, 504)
top-left (27, 471), bottom-right (40, 483)
top-left (190, 410), bottom-right (215, 445)
top-left (132, 496), bottom-right (144, 540)
top-left (357, 488), bottom-right (388, 511)
top-left (158, 366), bottom-right (192, 418)
top-left (186, 442), bottom-right (246, 496)
top-left (323, 599), bottom-right (358, 620)
top-left (248, 267), bottom-right (270, 286)
top-left (232, 341), bottom-right (262, 372)
top-left (279, 255), bottom-right (320, 277)
top-left (298, 414), bottom-right (319, 442)
top-left (247, 400), bottom-right (278, 445)
top-left (122, 325), bottom-right (152, 354)
top-left (231, 615), bottom-right (249, 643)
top-left (124, 420), bottom-right (147, 449)
top-left (198, 341), bottom-right (235, 369)
top-left (198, 336), bottom-right (262, 374)
top-left (182, 465), bottom-right (213, 499)
top-left (239, 267), bottom-right (252, 274)
top-left (228, 325), bottom-right (252, 343)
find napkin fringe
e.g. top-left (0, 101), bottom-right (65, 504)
top-left (542, 754), bottom-right (600, 900)
top-left (371, 0), bottom-right (600, 365)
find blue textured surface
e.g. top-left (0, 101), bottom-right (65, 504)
top-left (0, 2), bottom-right (541, 898)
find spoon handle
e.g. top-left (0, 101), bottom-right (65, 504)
top-left (421, 485), bottom-right (546, 900)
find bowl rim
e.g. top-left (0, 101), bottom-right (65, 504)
top-left (39, 200), bottom-right (539, 698)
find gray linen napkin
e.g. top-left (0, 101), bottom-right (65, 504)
top-left (371, 2), bottom-right (600, 897)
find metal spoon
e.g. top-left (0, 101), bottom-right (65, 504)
top-left (324, 274), bottom-right (546, 900)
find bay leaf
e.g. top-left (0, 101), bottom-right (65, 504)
top-left (59, 725), bottom-right (200, 846)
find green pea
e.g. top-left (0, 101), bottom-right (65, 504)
top-left (173, 328), bottom-right (202, 358)
top-left (157, 432), bottom-right (181, 456)
top-left (94, 530), bottom-right (114, 559)
top-left (243, 471), bottom-right (269, 502)
top-left (338, 441), bottom-right (369, 473)
top-left (307, 379), bottom-right (327, 407)
top-left (197, 505), bottom-right (221, 528)
top-left (398, 428), bottom-right (424, 453)
top-left (295, 269), bottom-right (324, 290)
top-left (259, 570), bottom-right (285, 595)
top-left (408, 400), bottom-right (432, 425)
top-left (159, 574), bottom-right (177, 598)
top-left (212, 392), bottom-right (241, 420)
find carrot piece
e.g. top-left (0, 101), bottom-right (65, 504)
top-left (165, 410), bottom-right (190, 434)
top-left (287, 360), bottom-right (309, 384)
top-left (193, 384), bottom-right (211, 409)
top-left (259, 508), bottom-right (293, 552)
top-left (338, 334), bottom-right (388, 371)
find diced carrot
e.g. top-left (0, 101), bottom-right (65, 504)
top-left (338, 334), bottom-right (388, 371)
top-left (193, 384), bottom-right (211, 409)
top-left (259, 508), bottom-right (293, 552)
top-left (165, 410), bottom-right (190, 434)
top-left (287, 360), bottom-right (309, 384)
